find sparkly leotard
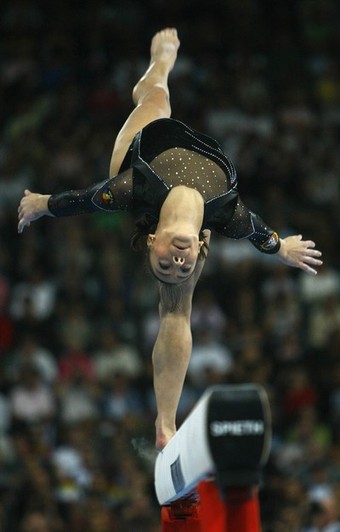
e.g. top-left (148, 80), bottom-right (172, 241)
top-left (48, 118), bottom-right (280, 253)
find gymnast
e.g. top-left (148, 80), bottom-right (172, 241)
top-left (17, 28), bottom-right (322, 449)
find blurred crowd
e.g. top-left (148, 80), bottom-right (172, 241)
top-left (0, 0), bottom-right (340, 530)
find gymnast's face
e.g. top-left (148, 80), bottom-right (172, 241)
top-left (147, 231), bottom-right (203, 284)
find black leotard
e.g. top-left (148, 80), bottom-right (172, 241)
top-left (48, 118), bottom-right (280, 254)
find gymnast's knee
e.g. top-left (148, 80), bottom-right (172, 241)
top-left (133, 84), bottom-right (170, 111)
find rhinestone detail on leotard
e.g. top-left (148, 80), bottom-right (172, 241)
top-left (149, 147), bottom-right (228, 200)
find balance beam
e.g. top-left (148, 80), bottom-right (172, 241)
top-left (155, 384), bottom-right (271, 531)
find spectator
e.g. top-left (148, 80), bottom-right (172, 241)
top-left (5, 334), bottom-right (57, 385)
top-left (92, 327), bottom-right (142, 383)
top-left (9, 364), bottom-right (56, 426)
top-left (188, 329), bottom-right (234, 389)
top-left (0, 1), bottom-right (338, 529)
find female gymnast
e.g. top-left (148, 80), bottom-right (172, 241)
top-left (17, 28), bottom-right (322, 449)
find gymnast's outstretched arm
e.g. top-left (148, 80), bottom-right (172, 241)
top-left (210, 197), bottom-right (323, 276)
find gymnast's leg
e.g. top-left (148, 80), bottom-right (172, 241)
top-left (108, 28), bottom-right (185, 448)
top-left (109, 28), bottom-right (180, 176)
top-left (154, 233), bottom-right (211, 449)
top-left (153, 306), bottom-right (193, 450)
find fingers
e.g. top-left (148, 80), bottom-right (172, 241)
top-left (306, 248), bottom-right (322, 257)
top-left (17, 195), bottom-right (30, 233)
top-left (303, 247), bottom-right (322, 261)
top-left (303, 246), bottom-right (323, 264)
top-left (299, 238), bottom-right (323, 274)
top-left (18, 206), bottom-right (30, 233)
top-left (300, 253), bottom-right (323, 275)
top-left (304, 256), bottom-right (323, 266)
top-left (303, 239), bottom-right (316, 249)
top-left (301, 264), bottom-right (318, 275)
top-left (301, 260), bottom-right (321, 275)
top-left (282, 235), bottom-right (323, 275)
top-left (18, 206), bottom-right (24, 233)
top-left (18, 218), bottom-right (27, 234)
top-left (17, 190), bottom-right (35, 233)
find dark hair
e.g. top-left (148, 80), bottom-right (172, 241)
top-left (131, 213), bottom-right (158, 251)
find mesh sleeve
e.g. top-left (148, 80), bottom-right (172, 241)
top-left (48, 181), bottom-right (106, 217)
top-left (209, 198), bottom-right (281, 254)
top-left (48, 170), bottom-right (133, 217)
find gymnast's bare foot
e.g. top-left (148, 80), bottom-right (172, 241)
top-left (150, 27), bottom-right (180, 71)
top-left (132, 28), bottom-right (180, 105)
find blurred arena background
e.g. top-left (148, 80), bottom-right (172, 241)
top-left (0, 1), bottom-right (339, 530)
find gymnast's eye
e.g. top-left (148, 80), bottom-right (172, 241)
top-left (180, 266), bottom-right (191, 273)
top-left (159, 261), bottom-right (170, 271)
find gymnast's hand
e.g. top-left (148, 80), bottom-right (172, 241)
top-left (18, 189), bottom-right (52, 234)
top-left (277, 235), bottom-right (323, 275)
